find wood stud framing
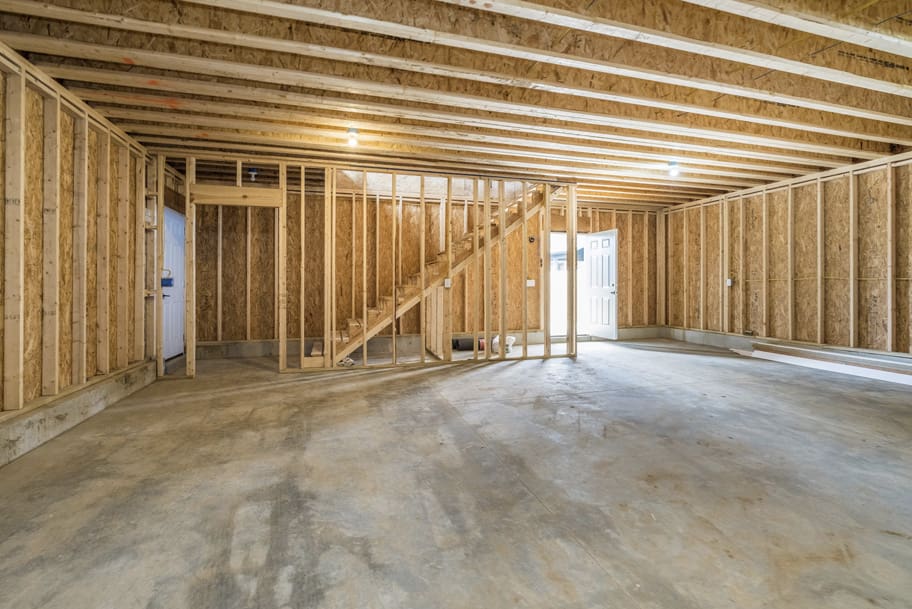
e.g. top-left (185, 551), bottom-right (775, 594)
top-left (666, 151), bottom-right (912, 354)
top-left (0, 47), bottom-right (150, 411)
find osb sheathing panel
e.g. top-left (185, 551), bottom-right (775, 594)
top-left (856, 169), bottom-right (888, 350)
top-left (366, 197), bottom-right (378, 306)
top-left (617, 211), bottom-right (631, 327)
top-left (127, 155), bottom-right (137, 360)
top-left (896, 164), bottom-right (911, 353)
top-left (249, 206), bottom-right (275, 339)
top-left (107, 146), bottom-right (118, 365)
top-left (85, 129), bottom-right (98, 377)
top-left (58, 111), bottom-right (75, 388)
top-left (23, 89), bottom-right (43, 401)
top-left (334, 195), bottom-right (353, 330)
top-left (631, 213), bottom-right (646, 326)
top-left (0, 73), bottom-right (4, 406)
top-left (668, 212), bottom-right (684, 327)
top-left (597, 210), bottom-right (616, 231)
top-left (220, 206), bottom-right (246, 341)
top-left (195, 205), bottom-right (218, 342)
top-left (303, 194), bottom-right (324, 338)
top-left (400, 201), bottom-right (421, 335)
top-left (505, 221), bottom-right (525, 330)
top-left (647, 213), bottom-right (657, 326)
top-left (550, 209), bottom-right (567, 232)
top-left (576, 210), bottom-right (591, 233)
top-left (377, 198), bottom-right (393, 335)
top-left (450, 269), bottom-right (466, 333)
top-left (685, 207), bottom-right (701, 329)
top-left (727, 199), bottom-right (742, 334)
top-left (792, 184), bottom-right (818, 343)
top-left (743, 195), bottom-right (764, 335)
top-left (823, 177), bottom-right (850, 346)
top-left (286, 193), bottom-right (301, 339)
top-left (528, 213), bottom-right (542, 329)
top-left (703, 204), bottom-right (722, 332)
top-left (767, 189), bottom-right (789, 339)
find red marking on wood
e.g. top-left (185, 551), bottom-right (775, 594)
top-left (122, 57), bottom-right (135, 65)
top-left (197, 132), bottom-right (210, 138)
top-left (164, 98), bottom-right (182, 110)
top-left (146, 79), bottom-right (160, 86)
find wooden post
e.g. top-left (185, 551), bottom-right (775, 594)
top-left (278, 163), bottom-right (287, 371)
top-left (787, 186), bottom-right (795, 340)
top-left (446, 176), bottom-right (454, 361)
top-left (184, 157), bottom-right (196, 377)
top-left (242, 162), bottom-right (251, 341)
top-left (72, 112), bottom-right (88, 385)
top-left (330, 169), bottom-right (338, 366)
top-left (133, 152), bottom-right (145, 362)
top-left (816, 180), bottom-right (825, 344)
top-left (115, 145), bottom-right (129, 370)
top-left (542, 185), bottom-right (551, 357)
top-left (886, 165), bottom-right (895, 352)
top-left (683, 208), bottom-right (689, 329)
top-left (216, 205), bottom-right (222, 342)
top-left (498, 181), bottom-right (506, 360)
top-left (96, 132), bottom-right (110, 375)
top-left (627, 210), bottom-right (634, 328)
top-left (643, 211), bottom-right (650, 327)
top-left (391, 173), bottom-right (398, 365)
top-left (351, 192), bottom-right (356, 322)
top-left (722, 200), bottom-right (729, 333)
top-left (155, 154), bottom-right (165, 376)
top-left (521, 182), bottom-right (529, 358)
top-left (567, 185), bottom-right (578, 356)
top-left (41, 95), bottom-right (61, 395)
top-left (419, 176), bottom-right (426, 364)
top-left (739, 198), bottom-right (746, 334)
top-left (362, 171), bottom-right (368, 366)
top-left (300, 164), bottom-right (307, 368)
top-left (483, 179), bottom-right (492, 360)
top-left (3, 71), bottom-right (26, 410)
top-left (322, 168), bottom-right (333, 368)
top-left (657, 210), bottom-right (666, 327)
top-left (699, 206), bottom-right (705, 330)
top-left (472, 179), bottom-right (480, 361)
top-left (762, 191), bottom-right (769, 337)
top-left (849, 172), bottom-right (857, 348)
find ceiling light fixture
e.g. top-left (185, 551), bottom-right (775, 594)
top-left (668, 161), bottom-right (680, 177)
top-left (347, 127), bottom-right (359, 147)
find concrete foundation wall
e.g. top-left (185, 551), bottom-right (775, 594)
top-left (0, 361), bottom-right (155, 467)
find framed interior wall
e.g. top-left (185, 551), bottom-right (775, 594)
top-left (182, 153), bottom-right (576, 374)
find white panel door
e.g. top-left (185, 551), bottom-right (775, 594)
top-left (163, 207), bottom-right (185, 359)
top-left (587, 231), bottom-right (618, 340)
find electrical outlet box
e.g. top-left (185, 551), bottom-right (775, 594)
top-left (526, 279), bottom-right (536, 287)
top-left (725, 278), bottom-right (733, 287)
top-left (444, 278), bottom-right (452, 289)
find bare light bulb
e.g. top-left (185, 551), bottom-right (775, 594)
top-left (668, 161), bottom-right (680, 177)
top-left (347, 128), bottom-right (359, 147)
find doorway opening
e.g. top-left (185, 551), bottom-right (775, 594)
top-left (550, 230), bottom-right (617, 342)
top-left (162, 206), bottom-right (186, 373)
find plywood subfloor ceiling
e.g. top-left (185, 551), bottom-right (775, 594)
top-left (2, 0), bottom-right (910, 206)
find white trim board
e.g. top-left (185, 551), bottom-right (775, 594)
top-left (732, 349), bottom-right (912, 387)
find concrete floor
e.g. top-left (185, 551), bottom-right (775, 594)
top-left (0, 339), bottom-right (910, 609)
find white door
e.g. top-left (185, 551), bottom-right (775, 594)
top-left (586, 231), bottom-right (618, 340)
top-left (163, 207), bottom-right (185, 359)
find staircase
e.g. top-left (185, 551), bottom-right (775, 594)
top-left (333, 190), bottom-right (545, 363)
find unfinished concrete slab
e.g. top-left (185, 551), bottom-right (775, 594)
top-left (0, 339), bottom-right (909, 609)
